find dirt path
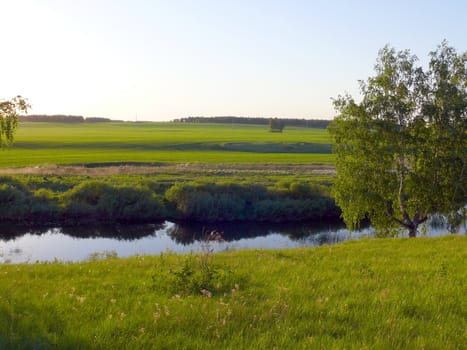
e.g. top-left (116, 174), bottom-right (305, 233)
top-left (0, 163), bottom-right (336, 176)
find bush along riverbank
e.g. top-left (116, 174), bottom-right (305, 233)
top-left (0, 176), bottom-right (340, 225)
top-left (0, 236), bottom-right (465, 349)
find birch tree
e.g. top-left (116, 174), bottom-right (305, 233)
top-left (329, 42), bottom-right (466, 237)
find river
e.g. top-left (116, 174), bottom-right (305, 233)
top-left (0, 219), bottom-right (462, 263)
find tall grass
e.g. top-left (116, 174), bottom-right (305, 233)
top-left (0, 236), bottom-right (465, 349)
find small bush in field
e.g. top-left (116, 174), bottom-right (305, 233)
top-left (152, 254), bottom-right (237, 297)
top-left (153, 232), bottom-right (240, 296)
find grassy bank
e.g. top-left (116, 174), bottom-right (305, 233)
top-left (1, 236), bottom-right (465, 349)
top-left (0, 175), bottom-right (338, 224)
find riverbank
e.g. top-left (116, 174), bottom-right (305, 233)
top-left (1, 236), bottom-right (465, 349)
top-left (0, 174), bottom-right (339, 225)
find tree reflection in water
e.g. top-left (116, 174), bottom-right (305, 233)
top-left (0, 226), bottom-right (49, 241)
top-left (61, 223), bottom-right (165, 240)
top-left (0, 223), bottom-right (166, 242)
top-left (0, 219), bottom-right (460, 264)
top-left (0, 220), bottom-right (355, 245)
top-left (166, 219), bottom-right (348, 245)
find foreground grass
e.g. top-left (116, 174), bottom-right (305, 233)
top-left (0, 236), bottom-right (465, 349)
top-left (0, 122), bottom-right (334, 167)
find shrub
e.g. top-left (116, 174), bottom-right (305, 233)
top-left (62, 181), bottom-right (166, 222)
top-left (0, 176), bottom-right (340, 224)
top-left (152, 233), bottom-right (241, 296)
top-left (0, 183), bottom-right (30, 219)
top-left (165, 181), bottom-right (340, 222)
top-left (289, 181), bottom-right (311, 198)
top-left (276, 180), bottom-right (290, 190)
top-left (152, 254), bottom-right (237, 296)
top-left (63, 181), bottom-right (111, 206)
top-left (98, 186), bottom-right (166, 222)
top-left (165, 183), bottom-right (254, 221)
top-left (0, 177), bottom-right (45, 221)
top-left (0, 176), bottom-right (29, 193)
top-left (30, 188), bottom-right (61, 220)
top-left (61, 181), bottom-right (111, 219)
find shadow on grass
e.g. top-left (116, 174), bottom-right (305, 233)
top-left (0, 301), bottom-right (92, 349)
top-left (14, 141), bottom-right (333, 154)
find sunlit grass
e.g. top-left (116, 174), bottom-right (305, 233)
top-left (0, 122), bottom-right (334, 167)
top-left (0, 148), bottom-right (335, 167)
top-left (0, 236), bottom-right (465, 349)
top-left (14, 122), bottom-right (333, 144)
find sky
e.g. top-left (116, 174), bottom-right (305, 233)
top-left (1, 0), bottom-right (466, 121)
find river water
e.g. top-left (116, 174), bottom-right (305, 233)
top-left (0, 220), bottom-right (462, 263)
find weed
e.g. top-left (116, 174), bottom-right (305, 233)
top-left (152, 232), bottom-right (240, 296)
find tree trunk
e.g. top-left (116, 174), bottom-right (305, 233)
top-left (408, 225), bottom-right (417, 238)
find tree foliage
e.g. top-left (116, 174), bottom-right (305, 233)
top-left (0, 96), bottom-right (29, 147)
top-left (19, 115), bottom-right (117, 123)
top-left (329, 41), bottom-right (466, 237)
top-left (269, 118), bottom-right (285, 132)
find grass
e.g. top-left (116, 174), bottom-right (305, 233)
top-left (0, 236), bottom-right (465, 349)
top-left (0, 122), bottom-right (334, 167)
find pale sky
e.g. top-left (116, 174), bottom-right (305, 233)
top-left (1, 0), bottom-right (466, 121)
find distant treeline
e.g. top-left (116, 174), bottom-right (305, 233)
top-left (173, 116), bottom-right (331, 129)
top-left (19, 115), bottom-right (122, 123)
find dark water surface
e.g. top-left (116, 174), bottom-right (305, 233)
top-left (0, 220), bottom-right (461, 263)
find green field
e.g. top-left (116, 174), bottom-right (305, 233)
top-left (0, 122), bottom-right (338, 225)
top-left (0, 122), bottom-right (334, 167)
top-left (1, 236), bottom-right (465, 349)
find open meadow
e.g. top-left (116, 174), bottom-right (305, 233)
top-left (0, 122), bottom-right (334, 168)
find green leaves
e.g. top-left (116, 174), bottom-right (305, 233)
top-left (0, 96), bottom-right (29, 147)
top-left (329, 42), bottom-right (466, 236)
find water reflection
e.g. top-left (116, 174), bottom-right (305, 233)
top-left (0, 219), bottom-right (462, 264)
top-left (0, 226), bottom-right (49, 241)
top-left (0, 223), bottom-right (166, 242)
top-left (60, 223), bottom-right (165, 240)
top-left (166, 220), bottom-right (347, 244)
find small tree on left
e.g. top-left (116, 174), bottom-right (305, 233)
top-left (0, 96), bottom-right (29, 147)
